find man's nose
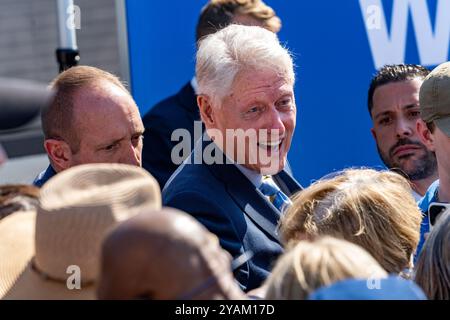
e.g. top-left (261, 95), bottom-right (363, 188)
top-left (395, 118), bottom-right (413, 138)
top-left (122, 143), bottom-right (141, 167)
top-left (266, 107), bottom-right (286, 136)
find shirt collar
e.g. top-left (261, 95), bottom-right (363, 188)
top-left (204, 133), bottom-right (263, 188)
top-left (234, 163), bottom-right (263, 189)
top-left (411, 189), bottom-right (422, 202)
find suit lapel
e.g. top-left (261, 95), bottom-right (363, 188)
top-left (273, 170), bottom-right (303, 197)
top-left (215, 163), bottom-right (281, 242)
top-left (201, 141), bottom-right (282, 242)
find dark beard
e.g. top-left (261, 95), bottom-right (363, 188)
top-left (377, 138), bottom-right (437, 181)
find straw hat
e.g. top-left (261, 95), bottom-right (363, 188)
top-left (0, 163), bottom-right (161, 299)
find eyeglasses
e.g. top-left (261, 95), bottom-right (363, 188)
top-left (175, 250), bottom-right (254, 300)
top-left (428, 202), bottom-right (450, 228)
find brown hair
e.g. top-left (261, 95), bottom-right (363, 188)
top-left (280, 169), bottom-right (422, 274)
top-left (265, 236), bottom-right (387, 300)
top-left (41, 66), bottom-right (129, 153)
top-left (196, 0), bottom-right (281, 43)
top-left (415, 212), bottom-right (450, 300)
top-left (0, 184), bottom-right (39, 220)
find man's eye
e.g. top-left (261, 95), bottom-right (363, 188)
top-left (409, 111), bottom-right (420, 118)
top-left (379, 117), bottom-right (391, 125)
top-left (247, 107), bottom-right (259, 114)
top-left (132, 135), bottom-right (143, 146)
top-left (104, 143), bottom-right (119, 151)
top-left (277, 98), bottom-right (292, 109)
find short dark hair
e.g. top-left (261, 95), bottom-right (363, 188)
top-left (195, 0), bottom-right (281, 44)
top-left (367, 64), bottom-right (430, 117)
top-left (42, 66), bottom-right (128, 153)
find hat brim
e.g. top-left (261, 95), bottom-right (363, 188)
top-left (0, 211), bottom-right (94, 300)
top-left (3, 261), bottom-right (95, 300)
top-left (434, 117), bottom-right (450, 138)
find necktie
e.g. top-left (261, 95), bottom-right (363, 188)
top-left (259, 176), bottom-right (292, 213)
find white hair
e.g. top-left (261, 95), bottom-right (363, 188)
top-left (196, 24), bottom-right (295, 107)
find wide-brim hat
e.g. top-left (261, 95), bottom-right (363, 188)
top-left (0, 210), bottom-right (94, 299)
top-left (0, 163), bottom-right (161, 299)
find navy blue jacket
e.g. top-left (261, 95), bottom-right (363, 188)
top-left (162, 140), bottom-right (302, 291)
top-left (33, 165), bottom-right (56, 187)
top-left (141, 82), bottom-right (201, 190)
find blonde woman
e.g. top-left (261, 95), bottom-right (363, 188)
top-left (264, 236), bottom-right (387, 299)
top-left (280, 169), bottom-right (422, 275)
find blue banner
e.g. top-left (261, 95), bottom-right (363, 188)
top-left (126, 0), bottom-right (450, 186)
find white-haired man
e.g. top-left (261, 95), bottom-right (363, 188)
top-left (162, 24), bottom-right (302, 292)
top-left (142, 0), bottom-right (282, 190)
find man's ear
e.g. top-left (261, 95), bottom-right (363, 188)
top-left (370, 127), bottom-right (378, 142)
top-left (44, 139), bottom-right (73, 172)
top-left (197, 95), bottom-right (215, 127)
top-left (417, 120), bottom-right (435, 152)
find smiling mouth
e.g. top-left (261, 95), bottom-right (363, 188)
top-left (257, 139), bottom-right (284, 153)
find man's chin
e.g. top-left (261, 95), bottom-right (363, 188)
top-left (389, 158), bottom-right (421, 177)
top-left (259, 157), bottom-right (286, 175)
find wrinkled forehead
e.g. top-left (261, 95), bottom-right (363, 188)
top-left (226, 67), bottom-right (295, 100)
top-left (236, 66), bottom-right (293, 86)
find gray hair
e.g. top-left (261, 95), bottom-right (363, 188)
top-left (196, 24), bottom-right (295, 107)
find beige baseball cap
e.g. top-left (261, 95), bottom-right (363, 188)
top-left (419, 61), bottom-right (450, 137)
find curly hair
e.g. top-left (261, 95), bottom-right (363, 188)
top-left (280, 168), bottom-right (422, 274)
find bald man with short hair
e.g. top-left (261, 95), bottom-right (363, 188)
top-left (34, 66), bottom-right (145, 187)
top-left (97, 208), bottom-right (246, 300)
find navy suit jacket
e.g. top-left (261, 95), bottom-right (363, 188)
top-left (141, 82), bottom-right (201, 189)
top-left (162, 140), bottom-right (302, 291)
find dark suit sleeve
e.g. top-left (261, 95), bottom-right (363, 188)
top-left (164, 190), bottom-right (250, 290)
top-left (142, 114), bottom-right (180, 190)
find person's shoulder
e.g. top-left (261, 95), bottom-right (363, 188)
top-left (165, 161), bottom-right (212, 188)
top-left (163, 160), bottom-right (226, 201)
top-left (418, 179), bottom-right (440, 212)
top-left (162, 167), bottom-right (229, 217)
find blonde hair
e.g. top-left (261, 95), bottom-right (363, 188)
top-left (265, 236), bottom-right (387, 300)
top-left (280, 169), bottom-right (422, 274)
top-left (415, 212), bottom-right (450, 300)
